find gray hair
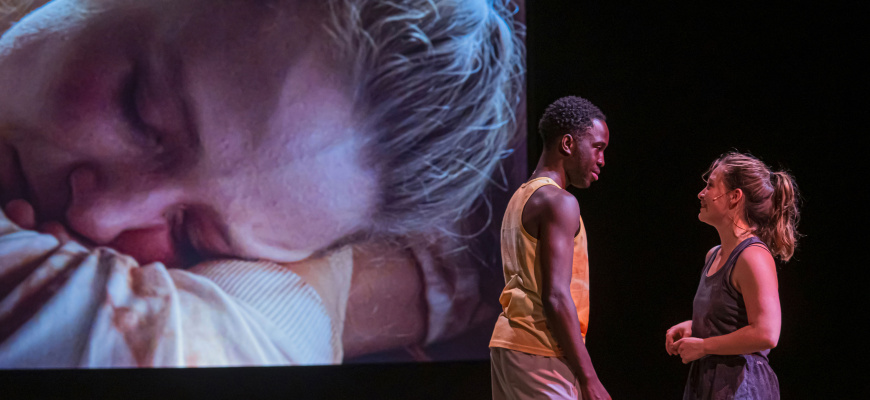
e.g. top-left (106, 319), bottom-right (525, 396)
top-left (325, 0), bottom-right (525, 238)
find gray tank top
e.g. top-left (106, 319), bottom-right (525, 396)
top-left (691, 237), bottom-right (770, 358)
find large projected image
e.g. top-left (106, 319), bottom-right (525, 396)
top-left (0, 0), bottom-right (525, 367)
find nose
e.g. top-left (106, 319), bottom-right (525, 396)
top-left (698, 189), bottom-right (706, 200)
top-left (598, 152), bottom-right (605, 167)
top-left (65, 165), bottom-right (186, 265)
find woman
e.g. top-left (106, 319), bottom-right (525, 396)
top-left (665, 152), bottom-right (800, 399)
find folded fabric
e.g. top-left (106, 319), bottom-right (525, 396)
top-left (0, 209), bottom-right (347, 367)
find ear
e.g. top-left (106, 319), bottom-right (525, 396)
top-left (730, 188), bottom-right (744, 209)
top-left (559, 134), bottom-right (574, 156)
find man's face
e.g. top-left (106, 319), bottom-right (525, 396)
top-left (0, 0), bottom-right (378, 267)
top-left (568, 118), bottom-right (609, 189)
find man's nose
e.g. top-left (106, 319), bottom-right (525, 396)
top-left (65, 164), bottom-right (184, 245)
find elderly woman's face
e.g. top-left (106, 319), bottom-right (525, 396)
top-left (0, 0), bottom-right (377, 266)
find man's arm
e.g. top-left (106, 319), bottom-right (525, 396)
top-left (535, 188), bottom-right (610, 399)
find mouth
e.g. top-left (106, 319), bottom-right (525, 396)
top-left (591, 171), bottom-right (599, 181)
top-left (107, 225), bottom-right (197, 269)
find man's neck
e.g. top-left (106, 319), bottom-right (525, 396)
top-left (530, 151), bottom-right (568, 189)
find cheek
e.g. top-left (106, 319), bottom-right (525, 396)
top-left (215, 157), bottom-right (379, 262)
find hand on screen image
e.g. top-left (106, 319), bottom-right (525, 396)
top-left (0, 0), bottom-right (524, 367)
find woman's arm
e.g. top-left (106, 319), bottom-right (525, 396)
top-left (674, 245), bottom-right (780, 362)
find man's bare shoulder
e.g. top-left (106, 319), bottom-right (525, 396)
top-left (527, 185), bottom-right (579, 222)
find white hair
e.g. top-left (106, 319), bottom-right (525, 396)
top-left (325, 0), bottom-right (525, 237)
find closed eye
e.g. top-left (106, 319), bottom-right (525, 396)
top-left (120, 65), bottom-right (161, 148)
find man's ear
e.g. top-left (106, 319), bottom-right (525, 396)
top-left (559, 134), bottom-right (574, 156)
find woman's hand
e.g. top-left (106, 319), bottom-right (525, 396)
top-left (665, 320), bottom-right (692, 355)
top-left (674, 337), bottom-right (706, 363)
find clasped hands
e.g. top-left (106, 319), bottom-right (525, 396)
top-left (665, 321), bottom-right (705, 363)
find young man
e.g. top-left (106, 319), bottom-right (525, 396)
top-left (490, 96), bottom-right (611, 399)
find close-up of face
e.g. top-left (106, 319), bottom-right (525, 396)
top-left (567, 118), bottom-right (609, 189)
top-left (697, 166), bottom-right (734, 226)
top-left (0, 0), bottom-right (378, 268)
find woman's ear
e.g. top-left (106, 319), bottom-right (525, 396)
top-left (730, 188), bottom-right (744, 209)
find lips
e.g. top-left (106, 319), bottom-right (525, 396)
top-left (108, 225), bottom-right (190, 268)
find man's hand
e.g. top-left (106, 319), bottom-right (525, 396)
top-left (579, 376), bottom-right (612, 400)
top-left (665, 320), bottom-right (692, 355)
top-left (674, 337), bottom-right (706, 364)
top-left (3, 198), bottom-right (73, 243)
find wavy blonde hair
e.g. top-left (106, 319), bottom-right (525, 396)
top-left (325, 0), bottom-right (525, 238)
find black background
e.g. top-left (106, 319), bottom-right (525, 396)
top-left (1, 0), bottom-right (865, 398)
top-left (526, 1), bottom-right (864, 399)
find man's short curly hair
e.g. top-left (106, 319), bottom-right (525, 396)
top-left (538, 96), bottom-right (605, 145)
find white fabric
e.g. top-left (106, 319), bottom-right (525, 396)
top-left (0, 209), bottom-right (345, 368)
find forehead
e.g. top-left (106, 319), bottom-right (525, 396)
top-left (588, 118), bottom-right (609, 143)
top-left (706, 165), bottom-right (726, 184)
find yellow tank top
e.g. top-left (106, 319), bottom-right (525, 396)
top-left (489, 177), bottom-right (590, 357)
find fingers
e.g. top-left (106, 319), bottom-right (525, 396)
top-left (665, 333), bottom-right (675, 355)
top-left (4, 198), bottom-right (36, 229)
top-left (673, 337), bottom-right (684, 352)
top-left (39, 221), bottom-right (72, 244)
top-left (2, 198), bottom-right (73, 244)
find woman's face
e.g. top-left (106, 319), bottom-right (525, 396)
top-left (0, 0), bottom-right (378, 267)
top-left (697, 166), bottom-right (732, 226)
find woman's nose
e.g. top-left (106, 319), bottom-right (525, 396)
top-left (64, 164), bottom-right (184, 245)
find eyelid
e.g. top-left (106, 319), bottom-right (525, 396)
top-left (121, 66), bottom-right (162, 148)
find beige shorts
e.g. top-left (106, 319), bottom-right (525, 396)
top-left (490, 347), bottom-right (580, 400)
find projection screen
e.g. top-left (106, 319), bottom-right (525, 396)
top-left (0, 0), bottom-right (526, 367)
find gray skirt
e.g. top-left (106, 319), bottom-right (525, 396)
top-left (683, 354), bottom-right (779, 400)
